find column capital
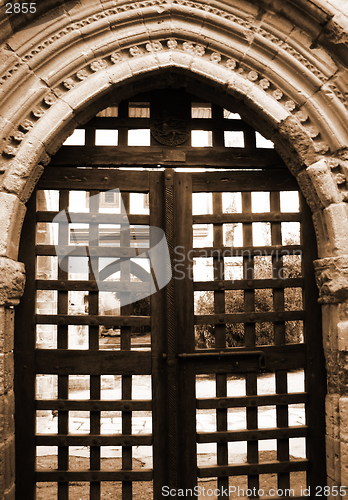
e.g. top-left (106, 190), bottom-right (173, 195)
top-left (314, 255), bottom-right (348, 303)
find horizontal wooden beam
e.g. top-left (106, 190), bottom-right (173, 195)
top-left (83, 116), bottom-right (256, 131)
top-left (30, 349), bottom-right (152, 375)
top-left (36, 314), bottom-right (151, 327)
top-left (193, 213), bottom-right (302, 223)
top-left (36, 469), bottom-right (153, 482)
top-left (196, 392), bottom-right (308, 409)
top-left (198, 460), bottom-right (308, 477)
top-left (193, 278), bottom-right (304, 291)
top-left (191, 245), bottom-right (303, 257)
top-left (36, 245), bottom-right (150, 257)
top-left (197, 425), bottom-right (308, 443)
top-left (36, 399), bottom-right (152, 411)
top-left (36, 280), bottom-right (151, 292)
top-left (37, 212), bottom-right (150, 225)
top-left (192, 170), bottom-right (297, 191)
top-left (50, 146), bottom-right (284, 168)
top-left (36, 434), bottom-right (152, 446)
top-left (195, 310), bottom-right (304, 324)
top-left (38, 167), bottom-right (151, 190)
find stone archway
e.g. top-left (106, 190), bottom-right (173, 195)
top-left (0, 1), bottom-right (347, 496)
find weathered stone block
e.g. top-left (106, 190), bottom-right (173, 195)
top-left (0, 307), bottom-right (14, 354)
top-left (0, 352), bottom-right (14, 396)
top-left (61, 70), bottom-right (111, 113)
top-left (312, 209), bottom-right (331, 258)
top-left (0, 436), bottom-right (15, 492)
top-left (15, 164), bottom-right (44, 203)
top-left (191, 58), bottom-right (230, 87)
top-left (314, 256), bottom-right (348, 303)
top-left (325, 348), bottom-right (341, 393)
top-left (27, 100), bottom-right (76, 156)
top-left (338, 320), bottom-right (348, 352)
top-left (324, 14), bottom-right (348, 44)
top-left (307, 158), bottom-right (343, 207)
top-left (297, 170), bottom-right (323, 212)
top-left (6, 3), bottom-right (68, 52)
top-left (326, 435), bottom-right (341, 483)
top-left (326, 393), bottom-right (341, 440)
top-left (37, 43), bottom-right (94, 88)
top-left (0, 390), bottom-right (14, 438)
top-left (306, 91), bottom-right (348, 151)
top-left (340, 397), bottom-right (348, 485)
top-left (278, 115), bottom-right (318, 165)
top-left (323, 203), bottom-right (348, 256)
top-left (0, 74), bottom-right (48, 132)
top-left (0, 194), bottom-right (26, 260)
top-left (3, 139), bottom-right (47, 189)
top-left (0, 258), bottom-right (25, 307)
top-left (325, 437), bottom-right (340, 482)
top-left (228, 73), bottom-right (289, 125)
top-left (127, 53), bottom-right (160, 77)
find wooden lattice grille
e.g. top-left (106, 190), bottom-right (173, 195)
top-left (15, 170), bottom-right (166, 499)
top-left (187, 172), bottom-right (315, 494)
top-left (15, 89), bottom-right (326, 500)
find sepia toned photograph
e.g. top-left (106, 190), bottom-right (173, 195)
top-left (0, 0), bottom-right (347, 498)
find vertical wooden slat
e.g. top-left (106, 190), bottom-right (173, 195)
top-left (212, 192), bottom-right (229, 496)
top-left (242, 191), bottom-right (259, 496)
top-left (300, 194), bottom-right (326, 489)
top-left (57, 190), bottom-right (70, 499)
top-left (244, 124), bottom-right (257, 150)
top-left (118, 101), bottom-right (129, 146)
top-left (212, 104), bottom-right (224, 147)
top-left (150, 171), bottom-right (168, 498)
top-left (89, 190), bottom-right (101, 500)
top-left (15, 193), bottom-right (37, 500)
top-left (270, 191), bottom-right (290, 491)
top-left (164, 169), bottom-right (179, 490)
top-left (120, 192), bottom-right (133, 500)
top-left (85, 126), bottom-right (96, 146)
top-left (174, 172), bottom-right (196, 491)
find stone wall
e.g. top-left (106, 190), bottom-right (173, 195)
top-left (0, 0), bottom-right (347, 497)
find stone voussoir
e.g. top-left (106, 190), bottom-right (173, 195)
top-left (323, 203), bottom-right (348, 256)
top-left (0, 193), bottom-right (26, 260)
top-left (307, 158), bottom-right (343, 207)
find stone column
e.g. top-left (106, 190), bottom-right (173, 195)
top-left (315, 256), bottom-right (348, 495)
top-left (0, 257), bottom-right (25, 500)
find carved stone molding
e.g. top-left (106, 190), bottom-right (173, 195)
top-left (0, 257), bottom-right (25, 306)
top-left (0, 37), bottom-right (331, 163)
top-left (328, 157), bottom-right (348, 202)
top-left (314, 256), bottom-right (348, 303)
top-left (0, 0), bottom-right (343, 91)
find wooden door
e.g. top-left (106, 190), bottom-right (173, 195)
top-left (14, 90), bottom-right (326, 499)
top-left (15, 169), bottom-right (168, 499)
top-left (15, 167), bottom-right (326, 499)
top-left (171, 170), bottom-right (326, 498)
